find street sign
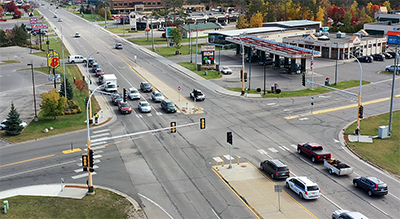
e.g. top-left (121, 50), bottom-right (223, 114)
top-left (47, 51), bottom-right (60, 69)
top-left (311, 96), bottom-right (314, 102)
top-left (145, 28), bottom-right (150, 32)
top-left (30, 18), bottom-right (37, 24)
top-left (177, 86), bottom-right (181, 91)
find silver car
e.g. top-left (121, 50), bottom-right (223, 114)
top-left (138, 101), bottom-right (151, 113)
top-left (385, 64), bottom-right (400, 73)
top-left (128, 88), bottom-right (141, 100)
top-left (332, 210), bottom-right (369, 219)
top-left (151, 91), bottom-right (164, 102)
top-left (221, 66), bottom-right (233, 74)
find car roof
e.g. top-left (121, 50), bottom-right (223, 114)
top-left (129, 87), bottom-right (138, 90)
top-left (292, 176), bottom-right (318, 185)
top-left (269, 159), bottom-right (287, 167)
top-left (342, 211), bottom-right (369, 219)
top-left (365, 176), bottom-right (385, 184)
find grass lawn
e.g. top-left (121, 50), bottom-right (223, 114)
top-left (179, 62), bottom-right (222, 80)
top-left (228, 80), bottom-right (370, 97)
top-left (0, 60), bottom-right (21, 65)
top-left (0, 188), bottom-right (140, 219)
top-left (32, 37), bottom-right (70, 58)
top-left (0, 65), bottom-right (100, 143)
top-left (150, 43), bottom-right (206, 57)
top-left (129, 36), bottom-right (207, 45)
top-left (344, 111), bottom-right (400, 176)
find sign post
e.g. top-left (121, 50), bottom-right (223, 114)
top-left (47, 50), bottom-right (60, 88)
top-left (177, 85), bottom-right (181, 101)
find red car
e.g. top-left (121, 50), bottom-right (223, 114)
top-left (0, 18), bottom-right (7, 22)
top-left (95, 68), bottom-right (104, 76)
top-left (118, 101), bottom-right (132, 114)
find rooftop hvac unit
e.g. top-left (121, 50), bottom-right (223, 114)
top-left (336, 31), bottom-right (346, 38)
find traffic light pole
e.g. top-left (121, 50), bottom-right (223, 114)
top-left (351, 54), bottom-right (363, 142)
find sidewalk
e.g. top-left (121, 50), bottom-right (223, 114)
top-left (213, 162), bottom-right (317, 219)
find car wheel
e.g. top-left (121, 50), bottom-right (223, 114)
top-left (299, 192), bottom-right (303, 199)
top-left (260, 165), bottom-right (263, 170)
top-left (286, 182), bottom-right (289, 188)
top-left (353, 181), bottom-right (358, 188)
top-left (71, 61), bottom-right (75, 63)
top-left (311, 157), bottom-right (316, 163)
top-left (368, 190), bottom-right (373, 196)
top-left (271, 173), bottom-right (275, 179)
top-left (328, 169), bottom-right (333, 174)
top-left (297, 148), bottom-right (301, 154)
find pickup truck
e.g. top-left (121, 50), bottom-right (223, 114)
top-left (324, 158), bottom-right (354, 176)
top-left (190, 89), bottom-right (206, 101)
top-left (297, 142), bottom-right (332, 163)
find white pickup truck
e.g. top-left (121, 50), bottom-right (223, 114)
top-left (324, 158), bottom-right (354, 176)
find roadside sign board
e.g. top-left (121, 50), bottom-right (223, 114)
top-left (47, 51), bottom-right (60, 69)
top-left (32, 24), bottom-right (48, 30)
top-left (30, 18), bottom-right (37, 24)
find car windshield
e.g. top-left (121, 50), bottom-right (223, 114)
top-left (109, 85), bottom-right (116, 88)
top-left (121, 103), bottom-right (129, 107)
top-left (167, 103), bottom-right (174, 107)
top-left (155, 93), bottom-right (162, 97)
top-left (307, 186), bottom-right (319, 191)
top-left (131, 90), bottom-right (138, 93)
top-left (144, 84), bottom-right (150, 88)
top-left (142, 103), bottom-right (149, 107)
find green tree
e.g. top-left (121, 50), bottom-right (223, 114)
top-left (0, 29), bottom-right (8, 47)
top-left (10, 24), bottom-right (28, 46)
top-left (40, 88), bottom-right (67, 119)
top-left (169, 28), bottom-right (182, 54)
top-left (60, 77), bottom-right (74, 100)
top-left (5, 103), bottom-right (24, 136)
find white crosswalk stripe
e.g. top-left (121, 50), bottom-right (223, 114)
top-left (74, 165), bottom-right (99, 173)
top-left (257, 149), bottom-right (268, 155)
top-left (268, 148), bottom-right (279, 153)
top-left (71, 172), bottom-right (97, 179)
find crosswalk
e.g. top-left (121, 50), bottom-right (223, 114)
top-left (70, 128), bottom-right (114, 180)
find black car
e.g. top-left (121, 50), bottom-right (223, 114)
top-left (246, 56), bottom-right (260, 62)
top-left (357, 56), bottom-right (373, 63)
top-left (161, 99), bottom-right (176, 113)
top-left (140, 82), bottom-right (153, 92)
top-left (353, 176), bottom-right (388, 196)
top-left (371, 54), bottom-right (385, 61)
top-left (260, 159), bottom-right (290, 179)
top-left (387, 51), bottom-right (398, 58)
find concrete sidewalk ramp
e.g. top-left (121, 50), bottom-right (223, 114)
top-left (213, 162), bottom-right (316, 219)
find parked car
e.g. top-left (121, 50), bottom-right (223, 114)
top-left (115, 43), bottom-right (123, 49)
top-left (259, 58), bottom-right (274, 66)
top-left (190, 89), bottom-right (206, 101)
top-left (138, 101), bottom-right (151, 113)
top-left (75, 32), bottom-right (80, 38)
top-left (68, 55), bottom-right (86, 63)
top-left (158, 27), bottom-right (165, 31)
top-left (260, 159), bottom-right (290, 179)
top-left (0, 18), bottom-right (8, 22)
top-left (112, 93), bottom-right (123, 105)
top-left (357, 56), bottom-right (373, 63)
top-left (0, 119), bottom-right (27, 130)
top-left (286, 176), bottom-right (321, 199)
top-left (161, 99), bottom-right (176, 113)
top-left (140, 82), bottom-right (153, 92)
top-left (383, 52), bottom-right (393, 59)
top-left (118, 101), bottom-right (132, 114)
top-left (387, 51), bottom-right (398, 58)
top-left (332, 210), bottom-right (369, 219)
top-left (353, 176), bottom-right (388, 196)
top-left (151, 91), bottom-right (164, 102)
top-left (246, 55), bottom-right (260, 62)
top-left (385, 64), bottom-right (400, 73)
top-left (371, 54), bottom-right (385, 61)
top-left (128, 87), bottom-right (141, 100)
top-left (95, 68), bottom-right (104, 76)
top-left (221, 66), bottom-right (233, 74)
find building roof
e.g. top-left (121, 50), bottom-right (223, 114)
top-left (263, 20), bottom-right (321, 27)
top-left (208, 26), bottom-right (287, 37)
top-left (180, 23), bottom-right (220, 31)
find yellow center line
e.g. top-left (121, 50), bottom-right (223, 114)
top-left (285, 94), bottom-right (400, 119)
top-left (62, 148), bottom-right (82, 154)
top-left (0, 154), bottom-right (55, 168)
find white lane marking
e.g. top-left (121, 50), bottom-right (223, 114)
top-left (0, 161), bottom-right (76, 180)
top-left (267, 103), bottom-right (276, 105)
top-left (333, 138), bottom-right (339, 143)
top-left (71, 171), bottom-right (97, 179)
top-left (93, 155), bottom-right (102, 159)
top-left (147, 113), bottom-right (152, 117)
top-left (76, 159), bottom-right (101, 167)
top-left (321, 194), bottom-right (342, 210)
top-left (257, 149), bottom-right (268, 156)
top-left (156, 112), bottom-right (163, 115)
top-left (212, 208), bottom-right (221, 219)
top-left (290, 144), bottom-right (297, 149)
top-left (223, 155), bottom-right (234, 160)
top-left (213, 157), bottom-right (223, 162)
top-left (91, 145), bottom-right (106, 150)
top-left (278, 146), bottom-right (286, 151)
top-left (92, 129), bottom-right (111, 134)
top-left (281, 146), bottom-right (290, 151)
top-left (91, 133), bottom-right (110, 138)
top-left (268, 148), bottom-right (278, 153)
top-left (138, 193), bottom-right (174, 219)
top-left (91, 141), bottom-right (107, 147)
top-left (299, 117), bottom-right (309, 121)
top-left (136, 114), bottom-right (142, 118)
top-left (74, 165), bottom-right (99, 173)
top-left (369, 202), bottom-right (390, 217)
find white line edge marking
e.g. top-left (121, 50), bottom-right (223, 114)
top-left (138, 193), bottom-right (174, 219)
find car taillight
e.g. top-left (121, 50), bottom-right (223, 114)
top-left (305, 191), bottom-right (308, 195)
top-left (275, 172), bottom-right (278, 175)
top-left (374, 184), bottom-right (378, 190)
top-left (317, 155), bottom-right (321, 159)
top-left (288, 171), bottom-right (290, 174)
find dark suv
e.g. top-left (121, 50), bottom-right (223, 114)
top-left (260, 159), bottom-right (290, 179)
top-left (161, 99), bottom-right (176, 113)
top-left (353, 176), bottom-right (388, 196)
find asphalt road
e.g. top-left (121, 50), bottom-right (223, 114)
top-left (1, 4), bottom-right (399, 219)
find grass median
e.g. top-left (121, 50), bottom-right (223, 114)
top-left (0, 188), bottom-right (142, 219)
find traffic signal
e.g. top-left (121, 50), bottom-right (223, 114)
top-left (171, 122), bottom-right (176, 133)
top-left (200, 118), bottom-right (205, 129)
top-left (240, 70), bottom-right (248, 82)
top-left (88, 149), bottom-right (94, 168)
top-left (227, 132), bottom-right (233, 145)
top-left (302, 73), bottom-right (305, 86)
top-left (358, 105), bottom-right (364, 119)
top-left (82, 155), bottom-right (88, 171)
top-left (123, 88), bottom-right (127, 102)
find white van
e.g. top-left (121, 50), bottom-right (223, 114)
top-left (68, 55), bottom-right (86, 63)
top-left (286, 176), bottom-right (321, 199)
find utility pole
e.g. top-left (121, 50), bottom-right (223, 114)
top-left (388, 44), bottom-right (398, 132)
top-left (334, 42), bottom-right (338, 85)
top-left (195, 22), bottom-right (199, 71)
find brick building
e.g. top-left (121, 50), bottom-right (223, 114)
top-left (111, 0), bottom-right (165, 13)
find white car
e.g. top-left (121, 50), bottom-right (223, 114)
top-left (221, 66), bottom-right (233, 74)
top-left (75, 32), bottom-right (80, 38)
top-left (385, 64), bottom-right (400, 73)
top-left (138, 101), bottom-right (151, 113)
top-left (128, 88), bottom-right (141, 100)
top-left (0, 119), bottom-right (28, 130)
top-left (332, 210), bottom-right (369, 219)
top-left (151, 91), bottom-right (164, 102)
top-left (285, 176), bottom-right (321, 199)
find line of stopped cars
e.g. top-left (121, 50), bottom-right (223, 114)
top-left (259, 142), bottom-right (388, 218)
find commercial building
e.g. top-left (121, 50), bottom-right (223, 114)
top-left (363, 6), bottom-right (400, 35)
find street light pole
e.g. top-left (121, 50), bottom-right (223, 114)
top-left (86, 51), bottom-right (100, 125)
top-left (334, 42), bottom-right (338, 85)
top-left (61, 24), bottom-right (66, 99)
top-left (195, 22), bottom-right (199, 71)
top-left (350, 53), bottom-right (363, 141)
top-left (388, 44), bottom-right (398, 132)
top-left (27, 62), bottom-right (38, 122)
top-left (239, 34), bottom-right (245, 95)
